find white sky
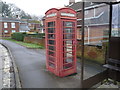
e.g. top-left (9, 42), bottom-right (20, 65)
top-left (2, 0), bottom-right (81, 16)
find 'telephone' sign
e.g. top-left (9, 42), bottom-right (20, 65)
top-left (46, 13), bottom-right (57, 17)
top-left (61, 13), bottom-right (75, 17)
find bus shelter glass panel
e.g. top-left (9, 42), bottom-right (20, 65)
top-left (82, 4), bottom-right (109, 80)
top-left (109, 4), bottom-right (120, 61)
top-left (112, 4), bottom-right (120, 37)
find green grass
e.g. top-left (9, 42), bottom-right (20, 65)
top-left (3, 38), bottom-right (44, 49)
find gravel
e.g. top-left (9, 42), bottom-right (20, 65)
top-left (97, 79), bottom-right (120, 88)
top-left (0, 44), bottom-right (15, 89)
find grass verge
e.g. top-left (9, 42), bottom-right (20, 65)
top-left (3, 38), bottom-right (44, 49)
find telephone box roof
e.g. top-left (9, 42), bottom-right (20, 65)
top-left (45, 7), bottom-right (76, 14)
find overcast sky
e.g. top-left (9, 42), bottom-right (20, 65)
top-left (2, 0), bottom-right (81, 16)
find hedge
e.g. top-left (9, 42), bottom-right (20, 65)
top-left (11, 33), bottom-right (45, 41)
top-left (26, 33), bottom-right (45, 38)
top-left (11, 32), bottom-right (27, 41)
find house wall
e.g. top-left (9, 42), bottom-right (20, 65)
top-left (85, 9), bottom-right (94, 18)
top-left (87, 25), bottom-right (109, 45)
top-left (77, 25), bottom-right (109, 45)
top-left (76, 27), bottom-right (81, 40)
top-left (76, 4), bottom-right (109, 45)
top-left (76, 11), bottom-right (82, 19)
top-left (1, 22), bottom-right (19, 37)
top-left (28, 23), bottom-right (41, 32)
top-left (0, 22), bottom-right (2, 37)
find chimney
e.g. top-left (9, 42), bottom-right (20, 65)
top-left (16, 15), bottom-right (19, 18)
top-left (69, 0), bottom-right (75, 5)
top-left (15, 15), bottom-right (20, 19)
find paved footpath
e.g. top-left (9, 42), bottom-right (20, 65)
top-left (0, 43), bottom-right (16, 89)
top-left (0, 40), bottom-right (105, 88)
top-left (0, 44), bottom-right (3, 89)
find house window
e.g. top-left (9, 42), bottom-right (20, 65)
top-left (11, 23), bottom-right (15, 28)
top-left (94, 8), bottom-right (96, 17)
top-left (28, 23), bottom-right (31, 26)
top-left (85, 11), bottom-right (88, 15)
top-left (20, 31), bottom-right (24, 32)
top-left (12, 30), bottom-right (16, 33)
top-left (111, 30), bottom-right (120, 37)
top-left (4, 30), bottom-right (8, 33)
top-left (4, 23), bottom-right (8, 28)
top-left (90, 2), bottom-right (94, 5)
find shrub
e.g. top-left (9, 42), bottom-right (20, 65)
top-left (27, 33), bottom-right (45, 38)
top-left (11, 32), bottom-right (27, 41)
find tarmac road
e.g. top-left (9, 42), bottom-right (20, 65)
top-left (0, 39), bottom-right (105, 88)
top-left (0, 40), bottom-right (81, 88)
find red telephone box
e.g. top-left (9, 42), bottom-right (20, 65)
top-left (45, 7), bottom-right (77, 77)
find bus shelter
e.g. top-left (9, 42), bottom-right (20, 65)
top-left (80, 1), bottom-right (120, 88)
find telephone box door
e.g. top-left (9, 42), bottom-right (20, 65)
top-left (60, 20), bottom-right (77, 76)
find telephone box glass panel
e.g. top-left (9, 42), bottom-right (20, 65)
top-left (48, 22), bottom-right (55, 27)
top-left (64, 28), bottom-right (73, 33)
top-left (63, 21), bottom-right (75, 70)
top-left (64, 22), bottom-right (73, 27)
top-left (47, 28), bottom-right (55, 33)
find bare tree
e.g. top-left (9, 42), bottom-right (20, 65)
top-left (0, 1), bottom-right (12, 17)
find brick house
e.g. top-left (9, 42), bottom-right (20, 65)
top-left (28, 23), bottom-right (44, 33)
top-left (0, 17), bottom-right (20, 37)
top-left (19, 21), bottom-right (30, 32)
top-left (67, 0), bottom-right (116, 45)
top-left (42, 16), bottom-right (45, 33)
top-left (0, 17), bottom-right (30, 37)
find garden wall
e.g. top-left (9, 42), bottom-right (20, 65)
top-left (24, 36), bottom-right (45, 47)
top-left (77, 41), bottom-right (106, 64)
top-left (24, 37), bottom-right (106, 64)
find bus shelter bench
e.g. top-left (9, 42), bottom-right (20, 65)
top-left (103, 58), bottom-right (120, 72)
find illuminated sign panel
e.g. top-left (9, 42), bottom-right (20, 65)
top-left (61, 13), bottom-right (75, 17)
top-left (46, 13), bottom-right (57, 17)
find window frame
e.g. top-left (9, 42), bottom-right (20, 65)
top-left (4, 23), bottom-right (8, 28)
top-left (12, 30), bottom-right (16, 33)
top-left (4, 30), bottom-right (8, 33)
top-left (11, 23), bottom-right (16, 28)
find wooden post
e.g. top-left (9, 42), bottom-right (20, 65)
top-left (80, 1), bottom-right (85, 88)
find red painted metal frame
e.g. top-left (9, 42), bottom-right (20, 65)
top-left (45, 7), bottom-right (77, 77)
